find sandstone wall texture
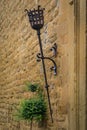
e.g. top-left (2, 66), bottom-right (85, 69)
top-left (0, 0), bottom-right (85, 130)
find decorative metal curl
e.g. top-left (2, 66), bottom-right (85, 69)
top-left (50, 43), bottom-right (57, 57)
top-left (37, 50), bottom-right (57, 75)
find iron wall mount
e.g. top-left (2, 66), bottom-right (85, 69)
top-left (25, 5), bottom-right (57, 123)
top-left (37, 43), bottom-right (57, 75)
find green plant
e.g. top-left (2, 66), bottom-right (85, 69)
top-left (17, 97), bottom-right (47, 122)
top-left (25, 82), bottom-right (39, 92)
top-left (16, 83), bottom-right (47, 123)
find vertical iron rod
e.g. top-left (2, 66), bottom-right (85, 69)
top-left (37, 30), bottom-right (53, 123)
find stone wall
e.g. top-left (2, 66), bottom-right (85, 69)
top-left (0, 0), bottom-right (86, 130)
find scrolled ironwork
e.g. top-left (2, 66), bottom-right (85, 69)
top-left (37, 52), bottom-right (57, 75)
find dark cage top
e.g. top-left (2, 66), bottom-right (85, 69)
top-left (26, 6), bottom-right (45, 30)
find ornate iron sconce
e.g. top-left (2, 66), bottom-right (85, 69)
top-left (25, 5), bottom-right (57, 123)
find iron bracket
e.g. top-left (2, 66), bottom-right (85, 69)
top-left (37, 43), bottom-right (57, 75)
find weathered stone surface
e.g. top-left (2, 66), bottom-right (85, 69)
top-left (0, 0), bottom-right (86, 130)
top-left (0, 1), bottom-right (69, 129)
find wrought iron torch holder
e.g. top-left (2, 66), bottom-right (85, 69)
top-left (25, 5), bottom-right (57, 123)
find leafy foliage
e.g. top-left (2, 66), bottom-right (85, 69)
top-left (17, 97), bottom-right (47, 121)
top-left (16, 83), bottom-right (47, 122)
top-left (25, 82), bottom-right (39, 92)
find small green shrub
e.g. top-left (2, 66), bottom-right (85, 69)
top-left (15, 82), bottom-right (47, 127)
top-left (25, 82), bottom-right (39, 92)
top-left (17, 97), bottom-right (47, 122)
